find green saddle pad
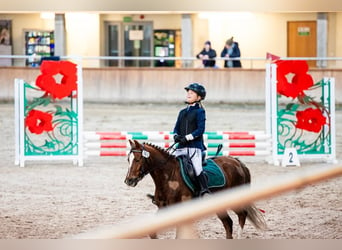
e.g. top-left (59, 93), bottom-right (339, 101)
top-left (178, 158), bottom-right (226, 193)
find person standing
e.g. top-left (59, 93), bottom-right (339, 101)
top-left (196, 41), bottom-right (217, 68)
top-left (173, 83), bottom-right (210, 196)
top-left (221, 37), bottom-right (242, 68)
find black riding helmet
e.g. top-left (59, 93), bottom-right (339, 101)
top-left (184, 83), bottom-right (206, 100)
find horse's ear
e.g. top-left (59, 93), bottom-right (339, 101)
top-left (133, 140), bottom-right (141, 148)
top-left (128, 139), bottom-right (135, 148)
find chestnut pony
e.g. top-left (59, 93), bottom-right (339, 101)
top-left (125, 140), bottom-right (266, 238)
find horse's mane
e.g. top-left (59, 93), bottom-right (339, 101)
top-left (144, 142), bottom-right (176, 160)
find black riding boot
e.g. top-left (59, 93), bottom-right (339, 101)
top-left (197, 171), bottom-right (210, 196)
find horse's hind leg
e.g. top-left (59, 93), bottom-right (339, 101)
top-left (217, 212), bottom-right (233, 239)
top-left (236, 210), bottom-right (248, 239)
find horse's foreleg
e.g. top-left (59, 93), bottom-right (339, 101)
top-left (217, 212), bottom-right (233, 239)
top-left (176, 224), bottom-right (198, 239)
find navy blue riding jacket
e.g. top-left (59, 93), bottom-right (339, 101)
top-left (173, 103), bottom-right (206, 151)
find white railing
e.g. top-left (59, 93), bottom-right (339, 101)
top-left (2, 55), bottom-right (342, 69)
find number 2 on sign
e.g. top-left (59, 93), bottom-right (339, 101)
top-left (288, 152), bottom-right (293, 163)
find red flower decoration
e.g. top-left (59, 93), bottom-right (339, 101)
top-left (25, 109), bottom-right (54, 134)
top-left (295, 108), bottom-right (326, 133)
top-left (276, 60), bottom-right (313, 99)
top-left (36, 61), bottom-right (77, 99)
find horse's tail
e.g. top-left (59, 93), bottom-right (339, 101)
top-left (246, 205), bottom-right (267, 230)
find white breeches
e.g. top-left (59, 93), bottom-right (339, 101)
top-left (174, 147), bottom-right (203, 176)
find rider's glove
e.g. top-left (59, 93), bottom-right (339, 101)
top-left (179, 136), bottom-right (187, 144)
top-left (174, 135), bottom-right (187, 144)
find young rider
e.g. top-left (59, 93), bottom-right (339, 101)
top-left (173, 83), bottom-right (210, 196)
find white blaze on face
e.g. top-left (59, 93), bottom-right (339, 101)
top-left (129, 153), bottom-right (135, 168)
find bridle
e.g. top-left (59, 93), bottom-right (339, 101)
top-left (127, 142), bottom-right (176, 179)
top-left (127, 145), bottom-right (150, 179)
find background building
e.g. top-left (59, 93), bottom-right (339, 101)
top-left (0, 0), bottom-right (342, 68)
top-left (1, 1), bottom-right (342, 104)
